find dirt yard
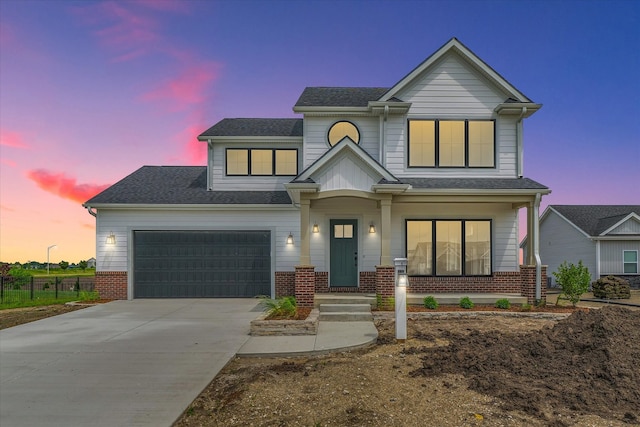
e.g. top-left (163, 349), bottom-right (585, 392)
top-left (175, 306), bottom-right (640, 427)
top-left (0, 304), bottom-right (87, 329)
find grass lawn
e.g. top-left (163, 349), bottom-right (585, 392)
top-left (0, 290), bottom-right (100, 309)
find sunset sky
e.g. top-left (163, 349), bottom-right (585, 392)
top-left (1, 0), bottom-right (638, 264)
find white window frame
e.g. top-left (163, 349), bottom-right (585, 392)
top-left (623, 250), bottom-right (638, 274)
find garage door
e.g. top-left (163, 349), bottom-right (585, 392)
top-left (133, 230), bottom-right (271, 298)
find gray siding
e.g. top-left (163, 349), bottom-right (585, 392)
top-left (609, 217), bottom-right (640, 235)
top-left (539, 211), bottom-right (596, 284)
top-left (600, 241), bottom-right (640, 275)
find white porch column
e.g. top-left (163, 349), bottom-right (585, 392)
top-left (299, 198), bottom-right (311, 265)
top-left (380, 198), bottom-right (392, 266)
top-left (526, 201), bottom-right (535, 265)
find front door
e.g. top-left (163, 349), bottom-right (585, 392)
top-left (330, 219), bottom-right (358, 287)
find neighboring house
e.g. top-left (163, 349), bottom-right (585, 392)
top-left (83, 38), bottom-right (550, 305)
top-left (86, 257), bottom-right (96, 269)
top-left (523, 205), bottom-right (640, 287)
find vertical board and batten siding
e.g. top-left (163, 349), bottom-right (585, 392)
top-left (599, 241), bottom-right (640, 275)
top-left (302, 116), bottom-right (380, 168)
top-left (383, 53), bottom-right (518, 178)
top-left (608, 218), bottom-right (640, 235)
top-left (209, 141), bottom-right (301, 191)
top-left (314, 155), bottom-right (379, 192)
top-left (308, 198), bottom-right (380, 273)
top-left (538, 212), bottom-right (596, 284)
top-left (390, 203), bottom-right (519, 272)
top-left (95, 209), bottom-right (300, 273)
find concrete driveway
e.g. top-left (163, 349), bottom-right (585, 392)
top-left (0, 299), bottom-right (261, 427)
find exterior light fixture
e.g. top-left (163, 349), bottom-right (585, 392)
top-left (369, 223), bottom-right (376, 233)
top-left (312, 224), bottom-right (319, 233)
top-left (47, 244), bottom-right (57, 275)
top-left (286, 232), bottom-right (294, 245)
top-left (106, 232), bottom-right (116, 245)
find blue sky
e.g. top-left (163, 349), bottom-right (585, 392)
top-left (1, 0), bottom-right (638, 263)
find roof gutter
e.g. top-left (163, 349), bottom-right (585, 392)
top-left (84, 205), bottom-right (97, 217)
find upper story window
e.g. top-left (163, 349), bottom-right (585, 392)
top-left (408, 119), bottom-right (495, 168)
top-left (226, 148), bottom-right (298, 176)
top-left (623, 250), bottom-right (638, 274)
top-left (328, 121), bottom-right (360, 146)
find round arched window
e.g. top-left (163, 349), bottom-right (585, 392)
top-left (327, 121), bottom-right (360, 146)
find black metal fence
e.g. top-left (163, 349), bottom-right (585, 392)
top-left (0, 276), bottom-right (96, 304)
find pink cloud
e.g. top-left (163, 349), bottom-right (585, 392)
top-left (141, 63), bottom-right (219, 111)
top-left (1, 158), bottom-right (17, 168)
top-left (0, 129), bottom-right (29, 149)
top-left (26, 169), bottom-right (111, 204)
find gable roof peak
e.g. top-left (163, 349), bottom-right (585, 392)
top-left (380, 37), bottom-right (533, 104)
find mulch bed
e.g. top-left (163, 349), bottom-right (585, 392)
top-left (264, 307), bottom-right (313, 320)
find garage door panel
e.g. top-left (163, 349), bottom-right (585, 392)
top-left (133, 230), bottom-right (270, 298)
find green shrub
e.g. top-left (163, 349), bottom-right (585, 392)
top-left (495, 298), bottom-right (511, 309)
top-left (520, 303), bottom-right (532, 311)
top-left (423, 295), bottom-right (439, 310)
top-left (459, 296), bottom-right (474, 309)
top-left (552, 260), bottom-right (591, 307)
top-left (376, 294), bottom-right (395, 310)
top-left (8, 266), bottom-right (31, 289)
top-left (259, 296), bottom-right (297, 318)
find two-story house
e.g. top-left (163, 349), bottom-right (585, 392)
top-left (84, 38), bottom-right (550, 305)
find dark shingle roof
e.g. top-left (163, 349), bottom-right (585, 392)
top-left (84, 166), bottom-right (291, 205)
top-left (551, 205), bottom-right (640, 236)
top-left (294, 87), bottom-right (390, 107)
top-left (400, 177), bottom-right (549, 190)
top-left (199, 118), bottom-right (303, 137)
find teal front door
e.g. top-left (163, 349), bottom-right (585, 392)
top-left (330, 219), bottom-right (358, 287)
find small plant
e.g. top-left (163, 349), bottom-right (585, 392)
top-left (423, 295), bottom-right (439, 310)
top-left (79, 291), bottom-right (100, 301)
top-left (375, 294), bottom-right (395, 310)
top-left (459, 296), bottom-right (474, 309)
top-left (552, 260), bottom-right (591, 307)
top-left (259, 296), bottom-right (297, 318)
top-left (495, 298), bottom-right (511, 309)
top-left (520, 303), bottom-right (532, 311)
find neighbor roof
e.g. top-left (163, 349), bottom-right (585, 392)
top-left (84, 166), bottom-right (291, 205)
top-left (199, 118), bottom-right (303, 138)
top-left (294, 87), bottom-right (390, 108)
top-left (551, 205), bottom-right (640, 236)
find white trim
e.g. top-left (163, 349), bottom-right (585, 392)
top-left (380, 38), bottom-right (532, 104)
top-left (599, 212), bottom-right (640, 236)
top-left (85, 204), bottom-right (298, 210)
top-left (623, 249), bottom-right (639, 274)
top-left (198, 136), bottom-right (302, 142)
top-left (596, 240), bottom-right (601, 278)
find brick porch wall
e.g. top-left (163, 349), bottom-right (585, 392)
top-left (520, 265), bottom-right (547, 304)
top-left (407, 272), bottom-right (522, 294)
top-left (294, 266), bottom-right (315, 307)
top-left (95, 271), bottom-right (127, 300)
top-left (275, 271), bottom-right (295, 297)
top-left (375, 266), bottom-right (395, 298)
top-left (311, 271), bottom-right (376, 294)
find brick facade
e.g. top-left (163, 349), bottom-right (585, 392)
top-left (520, 265), bottom-right (547, 304)
top-left (407, 272), bottom-right (521, 294)
top-left (275, 271), bottom-right (295, 297)
top-left (375, 266), bottom-right (395, 298)
top-left (95, 271), bottom-right (128, 300)
top-left (294, 266), bottom-right (315, 307)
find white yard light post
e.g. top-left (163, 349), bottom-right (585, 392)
top-left (394, 257), bottom-right (408, 342)
top-left (47, 244), bottom-right (57, 274)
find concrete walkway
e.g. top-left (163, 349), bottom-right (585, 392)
top-left (237, 321), bottom-right (378, 357)
top-left (0, 299), bottom-right (261, 427)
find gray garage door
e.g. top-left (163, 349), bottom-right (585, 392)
top-left (133, 230), bottom-right (271, 298)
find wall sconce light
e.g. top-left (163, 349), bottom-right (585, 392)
top-left (369, 223), bottom-right (376, 233)
top-left (312, 223), bottom-right (319, 233)
top-left (106, 232), bottom-right (116, 245)
top-left (286, 232), bottom-right (294, 245)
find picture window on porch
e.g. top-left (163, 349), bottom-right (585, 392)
top-left (334, 224), bottom-right (353, 238)
top-left (623, 250), bottom-right (638, 274)
top-left (408, 119), bottom-right (495, 168)
top-left (225, 148), bottom-right (298, 176)
top-left (406, 219), bottom-right (491, 276)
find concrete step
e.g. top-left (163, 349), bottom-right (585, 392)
top-left (320, 303), bottom-right (371, 313)
top-left (319, 311), bottom-right (373, 322)
top-left (314, 293), bottom-right (377, 308)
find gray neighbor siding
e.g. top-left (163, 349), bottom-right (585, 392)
top-left (539, 211), bottom-right (596, 285)
top-left (600, 240), bottom-right (640, 275)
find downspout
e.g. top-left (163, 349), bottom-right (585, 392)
top-left (516, 107), bottom-right (527, 178)
top-left (380, 104), bottom-right (389, 167)
top-left (85, 206), bottom-right (97, 217)
top-left (207, 139), bottom-right (213, 191)
top-left (533, 192), bottom-right (542, 301)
